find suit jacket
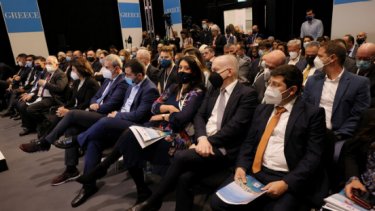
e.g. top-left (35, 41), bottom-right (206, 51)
top-left (90, 74), bottom-right (129, 114)
top-left (146, 64), bottom-right (160, 86)
top-left (248, 58), bottom-right (261, 85)
top-left (237, 57), bottom-right (251, 85)
top-left (194, 82), bottom-right (258, 162)
top-left (39, 69), bottom-right (68, 103)
top-left (213, 34), bottom-right (227, 56)
top-left (65, 77), bottom-right (100, 110)
top-left (344, 56), bottom-right (358, 74)
top-left (252, 69), bottom-right (267, 103)
top-left (115, 77), bottom-right (159, 123)
top-left (303, 70), bottom-right (371, 138)
top-left (286, 56), bottom-right (308, 72)
top-left (236, 98), bottom-right (329, 206)
top-left (366, 65), bottom-right (375, 107)
top-left (158, 65), bottom-right (178, 94)
top-left (348, 45), bottom-right (359, 59)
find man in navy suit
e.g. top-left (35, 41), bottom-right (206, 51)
top-left (303, 41), bottom-right (370, 151)
top-left (128, 55), bottom-right (258, 211)
top-left (54, 59), bottom-right (159, 208)
top-left (19, 54), bottom-right (128, 184)
top-left (211, 65), bottom-right (329, 211)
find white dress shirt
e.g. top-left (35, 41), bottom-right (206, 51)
top-left (120, 76), bottom-right (147, 112)
top-left (319, 69), bottom-right (344, 129)
top-left (262, 98), bottom-right (296, 172)
top-left (288, 54), bottom-right (301, 66)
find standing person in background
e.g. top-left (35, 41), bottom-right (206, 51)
top-left (300, 9), bottom-right (324, 40)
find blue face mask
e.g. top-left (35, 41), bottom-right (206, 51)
top-left (160, 59), bottom-right (172, 68)
top-left (258, 50), bottom-right (264, 57)
top-left (356, 60), bottom-right (372, 70)
top-left (124, 76), bottom-right (134, 86)
top-left (66, 56), bottom-right (71, 62)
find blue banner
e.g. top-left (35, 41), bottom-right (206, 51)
top-left (335, 0), bottom-right (369, 4)
top-left (0, 0), bottom-right (44, 33)
top-left (163, 0), bottom-right (182, 24)
top-left (118, 2), bottom-right (142, 28)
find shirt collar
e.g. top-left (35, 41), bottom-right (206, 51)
top-left (325, 68), bottom-right (344, 82)
top-left (223, 79), bottom-right (238, 96)
top-left (134, 75), bottom-right (147, 88)
top-left (276, 97), bottom-right (296, 112)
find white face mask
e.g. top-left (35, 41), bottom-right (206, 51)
top-left (263, 86), bottom-right (290, 105)
top-left (102, 68), bottom-right (113, 79)
top-left (303, 42), bottom-right (310, 49)
top-left (18, 61), bottom-right (24, 67)
top-left (313, 56), bottom-right (325, 69)
top-left (46, 65), bottom-right (55, 73)
top-left (289, 51), bottom-right (299, 60)
top-left (70, 71), bottom-right (80, 80)
top-left (26, 61), bottom-right (33, 67)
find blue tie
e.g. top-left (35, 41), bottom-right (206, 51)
top-left (96, 80), bottom-right (113, 104)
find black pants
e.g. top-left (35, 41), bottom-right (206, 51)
top-left (17, 97), bottom-right (55, 130)
top-left (210, 168), bottom-right (310, 211)
top-left (44, 109), bottom-right (105, 167)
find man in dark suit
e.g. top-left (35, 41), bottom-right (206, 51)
top-left (86, 50), bottom-right (102, 73)
top-left (17, 56), bottom-right (68, 136)
top-left (157, 46), bottom-right (178, 94)
top-left (136, 49), bottom-right (160, 86)
top-left (19, 54), bottom-right (128, 186)
top-left (54, 59), bottom-right (159, 208)
top-left (355, 43), bottom-right (375, 107)
top-left (286, 39), bottom-right (307, 72)
top-left (128, 55), bottom-right (258, 211)
top-left (211, 65), bottom-right (329, 211)
top-left (343, 34), bottom-right (358, 58)
top-left (252, 50), bottom-right (286, 103)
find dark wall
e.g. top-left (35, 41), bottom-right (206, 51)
top-left (0, 5), bottom-right (15, 65)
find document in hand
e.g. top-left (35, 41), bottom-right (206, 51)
top-left (129, 126), bottom-right (172, 149)
top-left (216, 175), bottom-right (266, 205)
top-left (323, 190), bottom-right (370, 211)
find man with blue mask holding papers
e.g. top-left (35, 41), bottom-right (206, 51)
top-left (211, 65), bottom-right (328, 211)
top-left (54, 59), bottom-right (159, 208)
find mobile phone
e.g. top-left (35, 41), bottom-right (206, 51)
top-left (351, 189), bottom-right (375, 210)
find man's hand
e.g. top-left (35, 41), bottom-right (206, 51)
top-left (150, 114), bottom-right (163, 121)
top-left (14, 75), bottom-right (21, 81)
top-left (56, 107), bottom-right (69, 117)
top-left (38, 79), bottom-right (46, 86)
top-left (345, 178), bottom-right (367, 199)
top-left (107, 111), bottom-right (117, 118)
top-left (234, 167), bottom-right (247, 184)
top-left (20, 94), bottom-right (32, 102)
top-left (89, 103), bottom-right (99, 111)
top-left (262, 180), bottom-right (288, 198)
top-left (167, 105), bottom-right (180, 114)
top-left (195, 137), bottom-right (215, 157)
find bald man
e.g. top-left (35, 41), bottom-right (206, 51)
top-left (136, 49), bottom-right (160, 86)
top-left (252, 50), bottom-right (286, 102)
top-left (356, 32), bottom-right (367, 46)
top-left (356, 43), bottom-right (375, 107)
top-left (128, 55), bottom-right (259, 210)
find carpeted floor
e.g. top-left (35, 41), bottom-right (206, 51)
top-left (0, 116), bottom-right (212, 211)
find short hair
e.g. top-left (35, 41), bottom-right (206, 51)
top-left (47, 56), bottom-right (59, 65)
top-left (303, 35), bottom-right (314, 42)
top-left (344, 34), bottom-right (355, 44)
top-left (287, 39), bottom-right (302, 48)
top-left (17, 53), bottom-right (27, 58)
top-left (306, 8), bottom-right (314, 13)
top-left (216, 54), bottom-right (239, 77)
top-left (105, 54), bottom-right (123, 69)
top-left (136, 49), bottom-right (151, 61)
top-left (258, 40), bottom-right (272, 49)
top-left (124, 59), bottom-right (145, 76)
top-left (204, 46), bottom-right (215, 54)
top-left (333, 38), bottom-right (347, 49)
top-left (34, 56), bottom-right (46, 62)
top-left (70, 57), bottom-right (94, 77)
top-left (100, 50), bottom-right (109, 57)
top-left (271, 64), bottom-right (303, 95)
top-left (320, 41), bottom-right (347, 66)
top-left (305, 41), bottom-right (320, 49)
top-left (210, 24), bottom-right (220, 33)
top-left (160, 46), bottom-right (174, 57)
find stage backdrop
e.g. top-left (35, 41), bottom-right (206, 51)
top-left (0, 0), bottom-right (49, 63)
top-left (163, 0), bottom-right (182, 41)
top-left (331, 0), bottom-right (374, 42)
top-left (118, 0), bottom-right (143, 49)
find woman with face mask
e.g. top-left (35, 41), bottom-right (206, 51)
top-left (74, 55), bottom-right (206, 206)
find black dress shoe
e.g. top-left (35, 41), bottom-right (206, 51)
top-left (126, 200), bottom-right (162, 211)
top-left (76, 165), bottom-right (107, 185)
top-left (71, 186), bottom-right (98, 208)
top-left (54, 136), bottom-right (79, 149)
top-left (19, 128), bottom-right (35, 136)
top-left (0, 109), bottom-right (13, 117)
top-left (19, 139), bottom-right (51, 153)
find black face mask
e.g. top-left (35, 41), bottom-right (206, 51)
top-left (306, 55), bottom-right (317, 66)
top-left (87, 57), bottom-right (95, 62)
top-left (177, 72), bottom-right (193, 84)
top-left (356, 38), bottom-right (365, 46)
top-left (209, 71), bottom-right (224, 89)
top-left (34, 65), bottom-right (43, 72)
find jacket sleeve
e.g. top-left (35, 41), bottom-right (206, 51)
top-left (97, 82), bottom-right (128, 114)
top-left (44, 71), bottom-right (68, 93)
top-left (75, 78), bottom-right (100, 110)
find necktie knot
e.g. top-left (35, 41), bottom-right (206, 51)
top-left (275, 106), bottom-right (286, 115)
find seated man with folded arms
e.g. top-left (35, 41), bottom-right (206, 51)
top-left (127, 54), bottom-right (259, 211)
top-left (19, 54), bottom-right (128, 186)
top-left (211, 65), bottom-right (329, 211)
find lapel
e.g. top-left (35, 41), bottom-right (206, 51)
top-left (313, 73), bottom-right (325, 106)
top-left (332, 71), bottom-right (351, 114)
top-left (130, 78), bottom-right (149, 110)
top-left (284, 98), bottom-right (305, 145)
top-left (76, 78), bottom-right (88, 98)
top-left (221, 83), bottom-right (241, 124)
top-left (259, 105), bottom-right (275, 135)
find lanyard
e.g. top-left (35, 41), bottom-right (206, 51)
top-left (178, 91), bottom-right (188, 110)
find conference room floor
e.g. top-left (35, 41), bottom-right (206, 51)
top-left (0, 117), bottom-right (211, 211)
